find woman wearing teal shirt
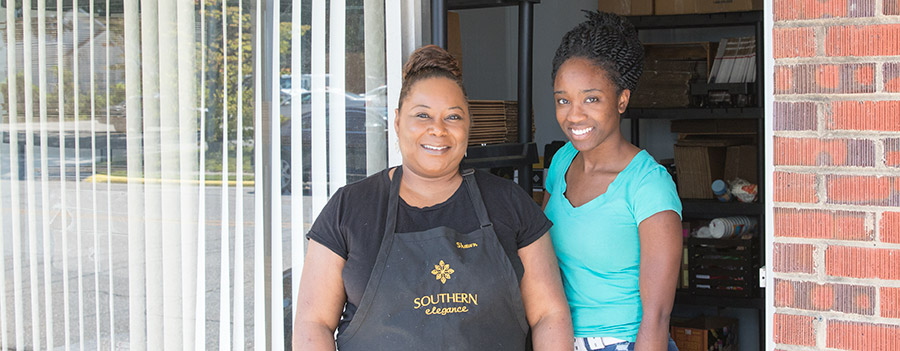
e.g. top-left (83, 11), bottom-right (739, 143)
top-left (542, 11), bottom-right (683, 351)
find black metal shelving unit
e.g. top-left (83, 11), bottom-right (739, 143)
top-left (682, 199), bottom-right (763, 218)
top-left (626, 10), bottom-right (762, 29)
top-left (625, 10), bottom-right (766, 349)
top-left (624, 107), bottom-right (763, 120)
top-left (675, 291), bottom-right (765, 310)
top-left (433, 0), bottom-right (540, 192)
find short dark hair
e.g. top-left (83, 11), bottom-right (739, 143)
top-left (398, 45), bottom-right (466, 109)
top-left (551, 11), bottom-right (644, 93)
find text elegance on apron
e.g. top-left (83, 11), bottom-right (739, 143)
top-left (336, 167), bottom-right (530, 350)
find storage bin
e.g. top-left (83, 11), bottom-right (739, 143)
top-left (687, 237), bottom-right (759, 298)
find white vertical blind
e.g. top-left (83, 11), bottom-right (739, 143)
top-left (386, 0), bottom-right (404, 167)
top-left (0, 36), bottom-right (6, 346)
top-left (0, 0), bottom-right (397, 348)
top-left (177, 0), bottom-right (200, 348)
top-left (195, 1), bottom-right (209, 349)
top-left (269, 0), bottom-right (285, 348)
top-left (88, 1), bottom-right (101, 348)
top-left (37, 2), bottom-right (54, 347)
top-left (124, 0), bottom-right (148, 349)
top-left (218, 0), bottom-right (232, 349)
top-left (233, 2), bottom-right (246, 349)
top-left (0, 31), bottom-right (6, 346)
top-left (72, 2), bottom-right (86, 346)
top-left (21, 3), bottom-right (42, 349)
top-left (268, 0), bottom-right (285, 348)
top-left (6, 3), bottom-right (26, 349)
top-left (59, 0), bottom-right (73, 347)
top-left (364, 0), bottom-right (386, 176)
top-left (253, 0), bottom-right (266, 348)
top-left (139, 0), bottom-right (163, 348)
top-left (310, 0), bottom-right (327, 219)
top-left (103, 1), bottom-right (116, 349)
top-left (157, 0), bottom-right (183, 348)
top-left (328, 0), bottom-right (347, 192)
top-left (290, 0), bottom-right (305, 327)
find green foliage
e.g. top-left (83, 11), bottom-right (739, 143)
top-left (202, 0), bottom-right (256, 143)
top-left (0, 72), bottom-right (39, 118)
top-left (0, 68), bottom-right (123, 120)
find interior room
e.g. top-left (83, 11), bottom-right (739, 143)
top-left (448, 0), bottom-right (764, 349)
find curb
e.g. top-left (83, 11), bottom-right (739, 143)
top-left (84, 174), bottom-right (256, 186)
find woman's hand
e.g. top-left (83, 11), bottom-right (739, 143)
top-left (634, 210), bottom-right (682, 351)
top-left (292, 241), bottom-right (347, 351)
top-left (519, 234), bottom-right (574, 350)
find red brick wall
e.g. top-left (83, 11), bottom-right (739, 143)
top-left (773, 0), bottom-right (900, 349)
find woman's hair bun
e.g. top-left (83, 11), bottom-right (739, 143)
top-left (402, 45), bottom-right (463, 83)
top-left (398, 45), bottom-right (466, 109)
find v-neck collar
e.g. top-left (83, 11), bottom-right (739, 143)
top-left (559, 149), bottom-right (646, 212)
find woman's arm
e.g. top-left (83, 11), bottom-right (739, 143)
top-left (634, 210), bottom-right (682, 351)
top-left (292, 240), bottom-right (347, 350)
top-left (519, 234), bottom-right (573, 350)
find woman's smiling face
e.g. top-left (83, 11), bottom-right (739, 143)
top-left (395, 76), bottom-right (469, 179)
top-left (553, 57), bottom-right (630, 152)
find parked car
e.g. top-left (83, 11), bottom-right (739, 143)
top-left (279, 93), bottom-right (387, 194)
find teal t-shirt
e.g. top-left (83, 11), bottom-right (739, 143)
top-left (544, 142), bottom-right (681, 340)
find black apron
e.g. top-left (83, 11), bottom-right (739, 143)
top-left (336, 167), bottom-right (530, 350)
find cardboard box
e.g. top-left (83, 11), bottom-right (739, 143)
top-left (724, 144), bottom-right (758, 184)
top-left (631, 42), bottom-right (718, 108)
top-left (671, 316), bottom-right (738, 351)
top-left (696, 0), bottom-right (762, 13)
top-left (656, 0), bottom-right (697, 15)
top-left (599, 0), bottom-right (653, 15)
top-left (674, 144), bottom-right (726, 199)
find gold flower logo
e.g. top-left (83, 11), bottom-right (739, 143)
top-left (431, 260), bottom-right (454, 284)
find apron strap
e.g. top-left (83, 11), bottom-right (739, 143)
top-left (383, 166), bottom-right (403, 236)
top-left (461, 169), bottom-right (493, 229)
top-left (345, 166), bottom-right (403, 336)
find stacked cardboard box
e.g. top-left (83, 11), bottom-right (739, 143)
top-left (598, 0), bottom-right (653, 15)
top-left (657, 0), bottom-right (762, 15)
top-left (600, 0), bottom-right (762, 16)
top-left (672, 119), bottom-right (757, 199)
top-left (468, 100), bottom-right (534, 146)
top-left (631, 42), bottom-right (718, 108)
top-left (671, 316), bottom-right (738, 351)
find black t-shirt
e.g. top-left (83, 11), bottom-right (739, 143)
top-left (307, 168), bottom-right (552, 334)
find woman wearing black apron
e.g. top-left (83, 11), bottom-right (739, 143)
top-left (293, 45), bottom-right (572, 350)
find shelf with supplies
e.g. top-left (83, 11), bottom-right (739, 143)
top-left (626, 10), bottom-right (763, 30)
top-left (681, 199), bottom-right (762, 218)
top-left (622, 107), bottom-right (763, 120)
top-left (674, 290), bottom-right (765, 310)
top-left (626, 9), bottom-right (767, 350)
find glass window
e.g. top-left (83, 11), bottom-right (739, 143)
top-left (0, 0), bottom-right (390, 349)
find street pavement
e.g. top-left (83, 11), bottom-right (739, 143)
top-left (1, 152), bottom-right (311, 350)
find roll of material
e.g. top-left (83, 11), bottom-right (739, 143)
top-left (709, 216), bottom-right (758, 238)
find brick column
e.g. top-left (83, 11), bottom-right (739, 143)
top-left (773, 0), bottom-right (900, 350)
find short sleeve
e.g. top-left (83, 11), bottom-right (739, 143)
top-left (633, 165), bottom-right (682, 224)
top-left (505, 181), bottom-right (553, 249)
top-left (306, 187), bottom-right (349, 260)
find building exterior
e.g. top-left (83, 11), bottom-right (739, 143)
top-left (772, 0), bottom-right (900, 349)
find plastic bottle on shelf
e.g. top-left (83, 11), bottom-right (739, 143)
top-left (711, 179), bottom-right (732, 202)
